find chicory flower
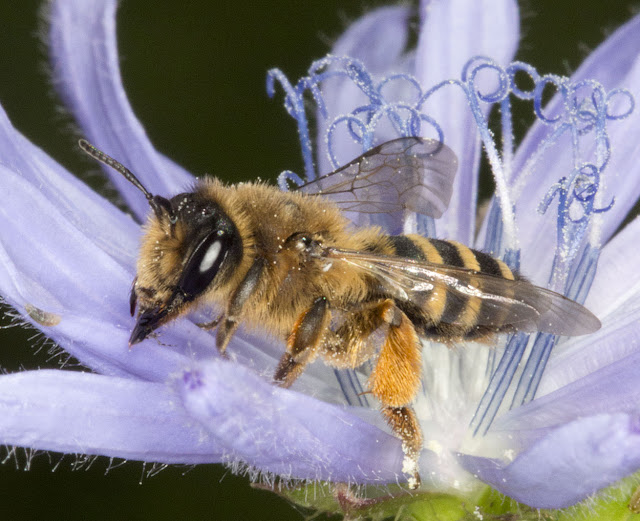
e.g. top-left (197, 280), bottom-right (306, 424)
top-left (1, 0), bottom-right (640, 518)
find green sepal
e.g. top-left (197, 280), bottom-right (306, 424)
top-left (555, 472), bottom-right (640, 521)
top-left (263, 471), bottom-right (640, 521)
top-left (263, 481), bottom-right (539, 520)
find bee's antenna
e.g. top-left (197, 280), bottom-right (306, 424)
top-left (78, 139), bottom-right (155, 201)
top-left (78, 139), bottom-right (174, 221)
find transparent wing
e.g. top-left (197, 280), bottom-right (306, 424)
top-left (300, 137), bottom-right (459, 219)
top-left (327, 248), bottom-right (601, 336)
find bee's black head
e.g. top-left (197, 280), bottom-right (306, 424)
top-left (78, 140), bottom-right (243, 346)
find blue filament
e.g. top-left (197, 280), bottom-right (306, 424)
top-left (268, 55), bottom-right (448, 180)
top-left (565, 244), bottom-right (600, 304)
top-left (470, 333), bottom-right (530, 436)
top-left (483, 203), bottom-right (505, 256)
top-left (277, 170), bottom-right (305, 192)
top-left (334, 369), bottom-right (371, 408)
top-left (510, 333), bottom-right (556, 408)
top-left (510, 245), bottom-right (600, 407)
top-left (266, 68), bottom-right (315, 181)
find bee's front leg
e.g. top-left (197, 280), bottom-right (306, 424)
top-left (274, 296), bottom-right (331, 388)
top-left (215, 257), bottom-right (267, 355)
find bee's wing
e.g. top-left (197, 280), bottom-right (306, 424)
top-left (327, 248), bottom-right (601, 336)
top-left (299, 137), bottom-right (458, 219)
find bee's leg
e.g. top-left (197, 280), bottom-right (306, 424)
top-left (274, 296), bottom-right (331, 388)
top-left (216, 257), bottom-right (267, 355)
top-left (196, 316), bottom-right (221, 330)
top-left (368, 302), bottom-right (424, 489)
top-left (381, 406), bottom-right (423, 489)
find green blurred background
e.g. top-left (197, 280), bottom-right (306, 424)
top-left (0, 1), bottom-right (634, 519)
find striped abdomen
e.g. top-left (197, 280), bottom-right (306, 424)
top-left (385, 234), bottom-right (517, 341)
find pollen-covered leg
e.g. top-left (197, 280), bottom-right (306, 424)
top-left (368, 304), bottom-right (423, 489)
top-left (382, 406), bottom-right (423, 489)
top-left (274, 296), bottom-right (331, 388)
top-left (368, 305), bottom-right (422, 410)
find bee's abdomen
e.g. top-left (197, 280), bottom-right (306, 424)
top-left (387, 235), bottom-right (516, 341)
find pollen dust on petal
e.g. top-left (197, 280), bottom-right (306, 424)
top-left (25, 304), bottom-right (61, 327)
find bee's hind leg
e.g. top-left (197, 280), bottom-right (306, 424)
top-left (381, 406), bottom-right (423, 489)
top-left (368, 302), bottom-right (424, 489)
top-left (274, 296), bottom-right (331, 388)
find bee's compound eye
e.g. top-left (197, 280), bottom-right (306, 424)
top-left (178, 231), bottom-right (235, 300)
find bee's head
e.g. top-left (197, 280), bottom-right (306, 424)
top-left (79, 140), bottom-right (242, 346)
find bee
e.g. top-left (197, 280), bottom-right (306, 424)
top-left (79, 137), bottom-right (600, 489)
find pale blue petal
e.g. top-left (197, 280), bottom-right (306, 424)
top-left (585, 215), bottom-right (640, 318)
top-left (0, 370), bottom-right (221, 462)
top-left (498, 349), bottom-right (640, 438)
top-left (462, 413), bottom-right (640, 508)
top-left (180, 359), bottom-right (405, 483)
top-left (537, 296), bottom-right (640, 398)
top-left (49, 0), bottom-right (194, 219)
top-left (0, 118), bottom-right (136, 250)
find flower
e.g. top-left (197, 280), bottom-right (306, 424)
top-left (1, 0), bottom-right (640, 518)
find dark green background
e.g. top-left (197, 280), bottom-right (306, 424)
top-left (0, 1), bottom-right (634, 520)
